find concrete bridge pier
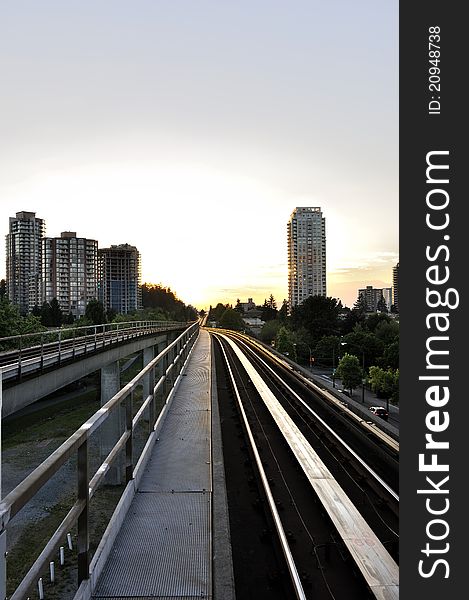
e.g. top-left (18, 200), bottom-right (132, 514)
top-left (100, 361), bottom-right (123, 484)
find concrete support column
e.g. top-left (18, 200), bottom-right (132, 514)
top-left (100, 361), bottom-right (122, 484)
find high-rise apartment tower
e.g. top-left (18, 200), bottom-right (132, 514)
top-left (42, 232), bottom-right (98, 318)
top-left (98, 244), bottom-right (142, 314)
top-left (287, 207), bottom-right (326, 308)
top-left (6, 211), bottom-right (45, 314)
top-left (393, 262), bottom-right (399, 312)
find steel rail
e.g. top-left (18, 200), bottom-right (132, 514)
top-left (218, 332), bottom-right (399, 600)
top-left (232, 334), bottom-right (399, 503)
top-left (215, 334), bottom-right (307, 600)
top-left (218, 329), bottom-right (399, 451)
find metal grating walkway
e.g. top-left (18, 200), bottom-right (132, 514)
top-left (93, 330), bottom-right (212, 599)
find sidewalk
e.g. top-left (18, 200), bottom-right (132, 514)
top-left (300, 364), bottom-right (399, 433)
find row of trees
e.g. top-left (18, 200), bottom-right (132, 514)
top-left (0, 280), bottom-right (198, 338)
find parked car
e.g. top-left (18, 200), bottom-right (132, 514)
top-left (369, 406), bottom-right (389, 421)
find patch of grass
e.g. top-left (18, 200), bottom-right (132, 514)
top-left (6, 494), bottom-right (76, 597)
top-left (6, 485), bottom-right (126, 599)
top-left (2, 390), bottom-right (99, 450)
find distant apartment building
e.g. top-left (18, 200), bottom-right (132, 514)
top-left (98, 244), bottom-right (142, 314)
top-left (357, 285), bottom-right (392, 312)
top-left (393, 262), bottom-right (399, 312)
top-left (382, 288), bottom-right (393, 312)
top-left (287, 207), bottom-right (326, 309)
top-left (42, 232), bottom-right (98, 317)
top-left (6, 211), bottom-right (45, 314)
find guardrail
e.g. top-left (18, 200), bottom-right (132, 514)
top-left (0, 321), bottom-right (189, 382)
top-left (0, 320), bottom-right (200, 599)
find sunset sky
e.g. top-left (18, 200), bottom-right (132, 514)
top-left (0, 1), bottom-right (398, 310)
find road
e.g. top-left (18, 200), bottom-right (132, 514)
top-left (306, 365), bottom-right (400, 429)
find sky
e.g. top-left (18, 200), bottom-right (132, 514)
top-left (0, 1), bottom-right (398, 310)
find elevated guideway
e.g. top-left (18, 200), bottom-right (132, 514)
top-left (0, 321), bottom-right (188, 417)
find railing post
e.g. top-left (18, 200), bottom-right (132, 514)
top-left (72, 328), bottom-right (76, 359)
top-left (149, 365), bottom-right (156, 432)
top-left (102, 324), bottom-right (105, 348)
top-left (94, 326), bottom-right (97, 351)
top-left (18, 335), bottom-right (22, 380)
top-left (58, 330), bottom-right (62, 366)
top-left (77, 439), bottom-right (89, 584)
top-left (125, 392), bottom-right (133, 483)
top-left (40, 333), bottom-right (44, 371)
top-left (163, 352), bottom-right (170, 400)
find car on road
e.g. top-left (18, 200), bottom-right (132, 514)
top-left (369, 406), bottom-right (389, 421)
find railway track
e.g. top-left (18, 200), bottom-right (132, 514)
top-left (212, 331), bottom-right (399, 600)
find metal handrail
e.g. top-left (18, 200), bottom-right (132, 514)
top-left (0, 321), bottom-right (193, 382)
top-left (0, 320), bottom-right (199, 599)
top-left (0, 320), bottom-right (188, 346)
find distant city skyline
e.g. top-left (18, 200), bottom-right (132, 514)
top-left (0, 1), bottom-right (398, 309)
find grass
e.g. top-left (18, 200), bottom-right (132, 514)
top-left (6, 485), bottom-right (125, 599)
top-left (3, 354), bottom-right (167, 597)
top-left (2, 389), bottom-right (100, 450)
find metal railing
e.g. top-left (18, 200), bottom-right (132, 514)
top-left (0, 321), bottom-right (189, 382)
top-left (0, 320), bottom-right (199, 599)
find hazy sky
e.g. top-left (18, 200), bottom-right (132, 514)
top-left (0, 1), bottom-right (398, 309)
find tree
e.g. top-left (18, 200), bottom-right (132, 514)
top-left (40, 301), bottom-right (53, 327)
top-left (336, 353), bottom-right (363, 396)
top-left (64, 312), bottom-right (75, 325)
top-left (261, 295), bottom-right (278, 321)
top-left (141, 282), bottom-right (197, 321)
top-left (374, 319), bottom-right (399, 346)
top-left (219, 308), bottom-right (245, 331)
top-left (210, 303), bottom-right (230, 323)
top-left (278, 299), bottom-right (288, 323)
top-left (353, 292), bottom-right (368, 315)
top-left (0, 279), bottom-right (7, 300)
top-left (290, 296), bottom-right (342, 344)
top-left (260, 319), bottom-right (282, 344)
top-left (368, 366), bottom-right (399, 404)
top-left (234, 299), bottom-right (244, 313)
top-left (383, 341), bottom-right (399, 369)
top-left (313, 335), bottom-right (341, 366)
top-left (20, 313), bottom-right (44, 334)
top-left (341, 329), bottom-right (385, 369)
top-left (0, 298), bottom-right (22, 337)
top-left (275, 326), bottom-right (297, 360)
top-left (85, 299), bottom-right (107, 325)
top-left (49, 297), bottom-right (63, 327)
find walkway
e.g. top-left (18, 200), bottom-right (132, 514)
top-left (92, 330), bottom-right (213, 599)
